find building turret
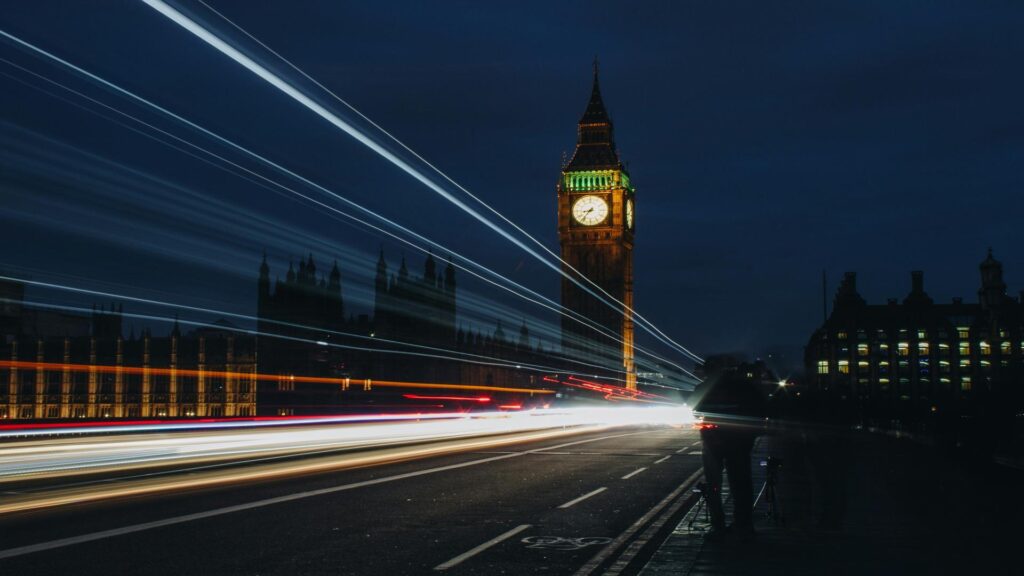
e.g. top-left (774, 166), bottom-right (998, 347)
top-left (979, 248), bottom-right (1008, 310)
top-left (258, 253), bottom-right (271, 309)
top-left (445, 256), bottom-right (456, 294)
top-left (329, 260), bottom-right (342, 294)
top-left (424, 250), bottom-right (437, 287)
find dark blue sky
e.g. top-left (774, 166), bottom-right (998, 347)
top-left (2, 1), bottom-right (1024, 374)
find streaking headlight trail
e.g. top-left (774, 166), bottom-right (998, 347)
top-left (0, 406), bottom-right (693, 514)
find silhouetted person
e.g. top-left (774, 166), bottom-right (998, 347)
top-left (693, 370), bottom-right (766, 539)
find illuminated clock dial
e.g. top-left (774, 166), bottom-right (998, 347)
top-left (572, 195), bottom-right (608, 226)
top-left (626, 198), bottom-right (634, 230)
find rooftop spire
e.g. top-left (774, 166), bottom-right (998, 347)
top-left (580, 57), bottom-right (610, 125)
top-left (565, 59), bottom-right (619, 171)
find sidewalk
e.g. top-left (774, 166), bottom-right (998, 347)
top-left (640, 429), bottom-right (1024, 575)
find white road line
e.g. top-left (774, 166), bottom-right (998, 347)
top-left (691, 441), bottom-right (702, 447)
top-left (675, 447), bottom-right (689, 454)
top-left (690, 450), bottom-right (703, 456)
top-left (620, 467), bottom-right (647, 480)
top-left (558, 487), bottom-right (607, 509)
top-left (0, 430), bottom-right (650, 560)
top-left (653, 455), bottom-right (671, 465)
top-left (573, 468), bottom-right (703, 576)
top-left (433, 524), bottom-right (531, 571)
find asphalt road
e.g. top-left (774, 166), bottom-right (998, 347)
top-left (0, 426), bottom-right (704, 575)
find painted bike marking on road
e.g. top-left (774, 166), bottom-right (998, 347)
top-left (522, 536), bottom-right (611, 551)
top-left (620, 467), bottom-right (647, 480)
top-left (653, 455), bottom-right (671, 465)
top-left (558, 487), bottom-right (607, 509)
top-left (0, 429), bottom-right (653, 560)
top-left (433, 524), bottom-right (532, 570)
top-left (573, 468), bottom-right (703, 576)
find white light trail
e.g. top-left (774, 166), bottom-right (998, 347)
top-left (196, 0), bottom-right (703, 366)
top-left (0, 406), bottom-right (694, 514)
top-left (0, 44), bottom-right (688, 381)
top-left (139, 0), bottom-right (702, 365)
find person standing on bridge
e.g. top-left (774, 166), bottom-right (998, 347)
top-left (692, 369), bottom-right (767, 540)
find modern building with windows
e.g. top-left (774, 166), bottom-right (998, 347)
top-left (805, 250), bottom-right (1024, 426)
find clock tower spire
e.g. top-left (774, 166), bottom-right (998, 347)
top-left (558, 63), bottom-right (636, 390)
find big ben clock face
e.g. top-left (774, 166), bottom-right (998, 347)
top-left (626, 199), bottom-right (634, 229)
top-left (572, 195), bottom-right (608, 226)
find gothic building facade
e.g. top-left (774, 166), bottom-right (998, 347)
top-left (805, 250), bottom-right (1024, 429)
top-left (1, 298), bottom-right (258, 420)
top-left (253, 251), bottom-right (548, 415)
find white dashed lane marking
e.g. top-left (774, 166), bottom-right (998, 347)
top-left (621, 467), bottom-right (647, 480)
top-left (557, 487), bottom-right (607, 509)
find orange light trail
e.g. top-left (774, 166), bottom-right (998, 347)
top-left (402, 394), bottom-right (490, 403)
top-left (0, 360), bottom-right (554, 395)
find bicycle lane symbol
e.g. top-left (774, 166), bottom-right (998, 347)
top-left (521, 536), bottom-right (612, 551)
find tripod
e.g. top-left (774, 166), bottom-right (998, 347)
top-left (688, 481), bottom-right (712, 531)
top-left (758, 456), bottom-right (784, 524)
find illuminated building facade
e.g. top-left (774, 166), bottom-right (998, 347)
top-left (558, 64), bottom-right (636, 389)
top-left (0, 303), bottom-right (257, 420)
top-left (805, 250), bottom-right (1024, 425)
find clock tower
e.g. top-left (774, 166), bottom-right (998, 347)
top-left (558, 64), bottom-right (636, 390)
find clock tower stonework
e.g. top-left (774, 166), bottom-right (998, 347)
top-left (557, 65), bottom-right (636, 390)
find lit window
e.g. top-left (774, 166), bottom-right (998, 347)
top-left (960, 359), bottom-right (971, 368)
top-left (879, 343), bottom-right (890, 353)
top-left (957, 327), bottom-right (970, 339)
top-left (958, 342), bottom-right (970, 356)
top-left (817, 360), bottom-right (829, 374)
top-left (1000, 341), bottom-right (1012, 355)
top-left (961, 376), bottom-right (972, 392)
top-left (917, 330), bottom-right (928, 339)
top-left (918, 342), bottom-right (930, 355)
top-left (838, 360), bottom-right (850, 374)
top-left (837, 331), bottom-right (848, 340)
top-left (999, 329), bottom-right (1008, 338)
top-left (898, 342), bottom-right (909, 356)
top-left (858, 360), bottom-right (869, 368)
top-left (857, 343), bottom-right (869, 356)
top-left (980, 341), bottom-right (991, 356)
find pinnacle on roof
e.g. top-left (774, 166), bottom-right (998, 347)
top-left (580, 57), bottom-right (611, 125)
top-left (565, 59), bottom-right (621, 172)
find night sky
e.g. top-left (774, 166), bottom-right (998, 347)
top-left (2, 1), bottom-right (1024, 376)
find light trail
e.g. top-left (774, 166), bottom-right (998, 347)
top-left (0, 406), bottom-right (694, 514)
top-left (0, 360), bottom-right (554, 396)
top-left (0, 294), bottom-right (630, 387)
top-left (0, 52), bottom-right (687, 382)
top-left (138, 0), bottom-right (703, 366)
top-left (196, 0), bottom-right (704, 367)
